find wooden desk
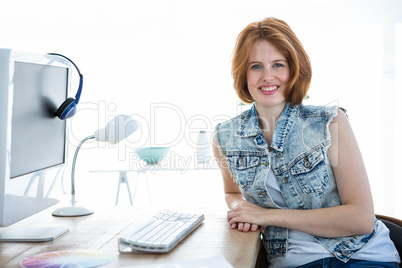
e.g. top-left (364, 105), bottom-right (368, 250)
top-left (0, 206), bottom-right (261, 267)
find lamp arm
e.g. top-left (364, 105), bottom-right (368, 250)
top-left (70, 135), bottom-right (95, 205)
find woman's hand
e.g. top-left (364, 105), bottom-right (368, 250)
top-left (229, 221), bottom-right (260, 232)
top-left (227, 200), bottom-right (267, 232)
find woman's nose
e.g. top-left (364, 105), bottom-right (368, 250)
top-left (262, 69), bottom-right (274, 82)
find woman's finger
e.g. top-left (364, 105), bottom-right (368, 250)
top-left (251, 224), bottom-right (259, 232)
top-left (242, 223), bottom-right (251, 232)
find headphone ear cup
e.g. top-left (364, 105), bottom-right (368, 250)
top-left (57, 97), bottom-right (77, 120)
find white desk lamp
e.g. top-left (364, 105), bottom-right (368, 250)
top-left (52, 115), bottom-right (139, 217)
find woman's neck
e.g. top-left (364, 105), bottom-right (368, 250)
top-left (254, 101), bottom-right (286, 133)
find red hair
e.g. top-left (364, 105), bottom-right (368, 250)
top-left (232, 17), bottom-right (312, 105)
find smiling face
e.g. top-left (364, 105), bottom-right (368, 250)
top-left (246, 39), bottom-right (290, 110)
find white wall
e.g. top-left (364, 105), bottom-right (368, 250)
top-left (1, 0), bottom-right (401, 217)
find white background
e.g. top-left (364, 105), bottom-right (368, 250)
top-left (2, 0), bottom-right (401, 217)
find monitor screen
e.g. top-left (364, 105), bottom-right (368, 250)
top-left (11, 62), bottom-right (67, 178)
top-left (0, 49), bottom-right (71, 227)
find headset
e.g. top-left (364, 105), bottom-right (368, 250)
top-left (48, 53), bottom-right (83, 120)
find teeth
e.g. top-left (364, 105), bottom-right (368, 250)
top-left (260, 86), bottom-right (278, 92)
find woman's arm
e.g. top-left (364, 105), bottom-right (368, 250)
top-left (227, 109), bottom-right (375, 237)
top-left (212, 134), bottom-right (259, 232)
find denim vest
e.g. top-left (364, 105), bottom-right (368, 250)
top-left (215, 102), bottom-right (377, 263)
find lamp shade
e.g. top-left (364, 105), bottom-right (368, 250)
top-left (94, 115), bottom-right (139, 145)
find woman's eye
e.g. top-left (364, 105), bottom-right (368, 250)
top-left (251, 64), bottom-right (262, 70)
top-left (273, 63), bottom-right (284, 68)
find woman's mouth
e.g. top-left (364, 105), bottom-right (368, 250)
top-left (260, 85), bottom-right (279, 95)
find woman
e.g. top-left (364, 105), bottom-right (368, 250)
top-left (213, 17), bottom-right (400, 267)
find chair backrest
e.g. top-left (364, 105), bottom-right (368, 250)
top-left (376, 214), bottom-right (402, 267)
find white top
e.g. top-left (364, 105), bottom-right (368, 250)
top-left (265, 168), bottom-right (400, 267)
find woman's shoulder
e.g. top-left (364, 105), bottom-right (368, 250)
top-left (216, 109), bottom-right (250, 130)
top-left (298, 103), bottom-right (339, 118)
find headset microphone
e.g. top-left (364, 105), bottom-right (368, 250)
top-left (48, 53), bottom-right (83, 120)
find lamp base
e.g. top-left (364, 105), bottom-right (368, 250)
top-left (52, 205), bottom-right (94, 217)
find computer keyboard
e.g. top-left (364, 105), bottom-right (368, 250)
top-left (118, 210), bottom-right (205, 253)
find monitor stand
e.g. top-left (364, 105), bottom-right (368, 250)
top-left (1, 194), bottom-right (59, 227)
top-left (0, 226), bottom-right (69, 242)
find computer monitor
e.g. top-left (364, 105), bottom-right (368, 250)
top-left (0, 49), bottom-right (71, 228)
